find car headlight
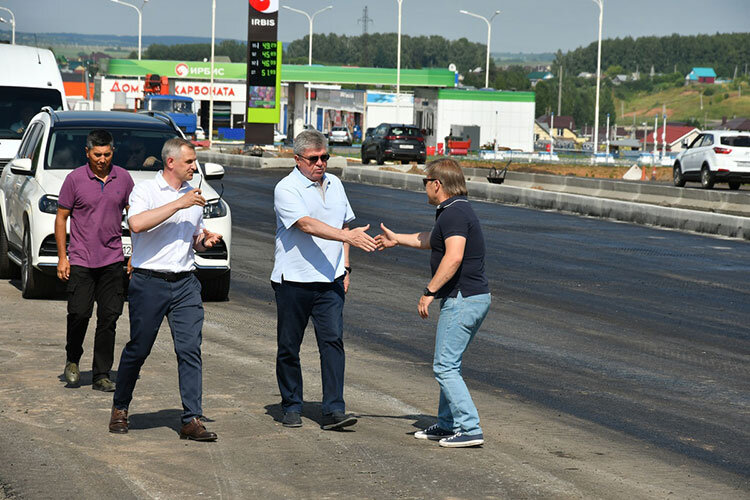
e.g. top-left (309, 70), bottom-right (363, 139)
top-left (203, 199), bottom-right (227, 218)
top-left (39, 195), bottom-right (59, 214)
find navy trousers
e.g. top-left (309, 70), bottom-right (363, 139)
top-left (113, 272), bottom-right (204, 424)
top-left (273, 278), bottom-right (346, 415)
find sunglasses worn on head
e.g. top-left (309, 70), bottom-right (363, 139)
top-left (298, 153), bottom-right (330, 163)
top-left (422, 178), bottom-right (439, 186)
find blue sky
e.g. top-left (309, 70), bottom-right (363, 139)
top-left (0, 0), bottom-right (748, 53)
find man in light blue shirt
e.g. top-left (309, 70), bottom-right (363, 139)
top-left (272, 129), bottom-right (377, 430)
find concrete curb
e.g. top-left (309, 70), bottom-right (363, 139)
top-left (197, 150), bottom-right (347, 169)
top-left (462, 168), bottom-right (750, 216)
top-left (342, 166), bottom-right (750, 241)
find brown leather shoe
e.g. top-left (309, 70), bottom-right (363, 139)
top-left (109, 407), bottom-right (128, 434)
top-left (179, 418), bottom-right (217, 442)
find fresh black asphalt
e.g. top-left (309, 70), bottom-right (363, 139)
top-left (219, 166), bottom-right (750, 477)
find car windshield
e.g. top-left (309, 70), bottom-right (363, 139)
top-left (332, 127), bottom-right (347, 132)
top-left (721, 135), bottom-right (750, 147)
top-left (389, 127), bottom-right (421, 137)
top-left (149, 99), bottom-right (193, 114)
top-left (46, 128), bottom-right (180, 171)
top-left (0, 86), bottom-right (64, 139)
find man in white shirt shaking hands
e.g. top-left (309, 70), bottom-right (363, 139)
top-left (272, 129), bottom-right (376, 430)
top-left (109, 137), bottom-right (221, 441)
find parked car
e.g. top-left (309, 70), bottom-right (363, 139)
top-left (0, 109), bottom-right (232, 300)
top-left (273, 128), bottom-right (287, 143)
top-left (329, 126), bottom-right (353, 146)
top-left (673, 130), bottom-right (750, 189)
top-left (361, 123), bottom-right (427, 165)
top-left (194, 126), bottom-right (206, 140)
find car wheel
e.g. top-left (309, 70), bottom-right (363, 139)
top-left (21, 226), bottom-right (55, 299)
top-left (728, 181), bottom-right (741, 190)
top-left (0, 216), bottom-right (20, 279)
top-left (418, 156), bottom-right (426, 165)
top-left (376, 149), bottom-right (385, 165)
top-left (673, 163), bottom-right (686, 187)
top-left (700, 165), bottom-right (715, 189)
top-left (361, 147), bottom-right (370, 165)
top-left (200, 270), bottom-right (230, 302)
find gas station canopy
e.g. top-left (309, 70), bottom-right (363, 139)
top-left (107, 59), bottom-right (456, 87)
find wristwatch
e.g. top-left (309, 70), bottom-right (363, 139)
top-left (423, 287), bottom-right (437, 297)
top-left (345, 266), bottom-right (352, 274)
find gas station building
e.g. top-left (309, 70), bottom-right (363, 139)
top-left (98, 59), bottom-right (535, 151)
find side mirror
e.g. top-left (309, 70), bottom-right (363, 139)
top-left (203, 162), bottom-right (225, 180)
top-left (9, 158), bottom-right (33, 175)
top-left (681, 139), bottom-right (689, 149)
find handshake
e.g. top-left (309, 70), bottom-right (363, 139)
top-left (345, 223), bottom-right (400, 252)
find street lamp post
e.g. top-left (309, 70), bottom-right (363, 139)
top-left (111, 0), bottom-right (149, 60)
top-left (591, 0), bottom-right (604, 159)
top-left (0, 6), bottom-right (15, 45)
top-left (208, 0), bottom-right (216, 148)
top-left (459, 9), bottom-right (500, 89)
top-left (395, 0), bottom-right (403, 120)
top-left (283, 5), bottom-right (332, 126)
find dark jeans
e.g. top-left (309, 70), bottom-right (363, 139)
top-left (113, 272), bottom-right (204, 424)
top-left (273, 278), bottom-right (346, 415)
top-left (66, 262), bottom-right (125, 382)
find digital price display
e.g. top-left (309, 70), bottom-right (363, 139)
top-left (247, 41), bottom-right (279, 110)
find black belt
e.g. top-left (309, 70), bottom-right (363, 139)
top-left (133, 268), bottom-right (194, 282)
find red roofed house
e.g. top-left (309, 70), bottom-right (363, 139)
top-left (645, 124), bottom-right (700, 152)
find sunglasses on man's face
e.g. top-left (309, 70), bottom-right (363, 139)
top-left (422, 178), bottom-right (439, 186)
top-left (298, 153), bottom-right (330, 164)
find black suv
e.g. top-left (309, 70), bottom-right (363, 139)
top-left (361, 123), bottom-right (426, 165)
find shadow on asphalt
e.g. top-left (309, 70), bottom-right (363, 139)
top-left (128, 409), bottom-right (184, 433)
top-left (265, 402), bottom-right (435, 435)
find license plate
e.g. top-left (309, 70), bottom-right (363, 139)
top-left (123, 244), bottom-right (132, 257)
top-left (400, 144), bottom-right (414, 149)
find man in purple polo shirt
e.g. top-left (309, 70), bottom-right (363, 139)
top-left (55, 129), bottom-right (134, 391)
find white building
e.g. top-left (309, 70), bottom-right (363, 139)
top-left (413, 88), bottom-right (535, 152)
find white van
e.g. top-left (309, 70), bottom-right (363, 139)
top-left (0, 44), bottom-right (67, 171)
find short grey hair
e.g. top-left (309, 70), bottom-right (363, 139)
top-left (293, 129), bottom-right (328, 156)
top-left (161, 136), bottom-right (195, 165)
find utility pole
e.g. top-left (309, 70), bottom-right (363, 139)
top-left (357, 6), bottom-right (373, 35)
top-left (557, 66), bottom-right (563, 116)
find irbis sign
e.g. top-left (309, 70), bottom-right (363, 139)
top-left (245, 0), bottom-right (281, 144)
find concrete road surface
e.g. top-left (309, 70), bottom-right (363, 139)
top-left (0, 168), bottom-right (747, 499)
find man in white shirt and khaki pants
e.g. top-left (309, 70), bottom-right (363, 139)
top-left (109, 137), bottom-right (222, 441)
top-left (272, 129), bottom-right (377, 430)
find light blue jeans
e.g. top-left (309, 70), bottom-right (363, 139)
top-left (434, 292), bottom-right (491, 436)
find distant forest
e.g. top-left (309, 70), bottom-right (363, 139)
top-left (555, 32), bottom-right (750, 78)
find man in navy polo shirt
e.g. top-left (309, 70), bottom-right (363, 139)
top-left (376, 158), bottom-right (491, 448)
top-left (56, 129), bottom-right (134, 391)
top-left (272, 129), bottom-right (377, 430)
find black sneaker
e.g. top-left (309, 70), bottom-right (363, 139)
top-left (438, 432), bottom-right (484, 448)
top-left (282, 412), bottom-right (302, 428)
top-left (414, 423), bottom-right (454, 441)
top-left (320, 411), bottom-right (357, 430)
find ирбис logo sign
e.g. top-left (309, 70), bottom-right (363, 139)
top-left (249, 0), bottom-right (278, 14)
top-left (175, 63), bottom-right (189, 77)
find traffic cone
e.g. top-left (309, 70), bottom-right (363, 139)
top-left (640, 165), bottom-right (647, 181)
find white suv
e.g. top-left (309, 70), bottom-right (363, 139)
top-left (673, 130), bottom-right (750, 189)
top-left (0, 109), bottom-right (232, 300)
